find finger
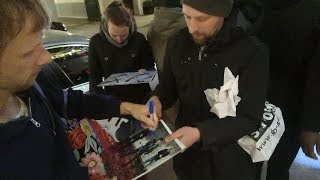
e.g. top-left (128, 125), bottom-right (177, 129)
top-left (316, 137), bottom-right (320, 155)
top-left (309, 152), bottom-right (318, 160)
top-left (153, 97), bottom-right (162, 118)
top-left (141, 122), bottom-right (156, 131)
top-left (179, 135), bottom-right (189, 148)
top-left (306, 145), bottom-right (318, 160)
top-left (155, 105), bottom-right (162, 118)
top-left (153, 113), bottom-right (159, 127)
top-left (146, 114), bottom-right (159, 131)
top-left (141, 122), bottom-right (149, 129)
top-left (140, 116), bottom-right (156, 128)
top-left (155, 110), bottom-right (162, 119)
top-left (301, 145), bottom-right (308, 155)
top-left (301, 145), bottom-right (310, 157)
top-left (165, 129), bottom-right (183, 142)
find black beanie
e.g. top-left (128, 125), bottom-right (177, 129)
top-left (182, 0), bottom-right (233, 17)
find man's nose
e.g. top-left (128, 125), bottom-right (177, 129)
top-left (37, 45), bottom-right (52, 66)
top-left (116, 37), bottom-right (124, 44)
top-left (188, 19), bottom-right (199, 34)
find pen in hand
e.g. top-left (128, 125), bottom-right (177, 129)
top-left (149, 100), bottom-right (156, 131)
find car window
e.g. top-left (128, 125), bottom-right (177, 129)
top-left (41, 61), bottom-right (74, 90)
top-left (47, 45), bottom-right (89, 86)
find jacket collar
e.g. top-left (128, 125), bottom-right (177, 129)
top-left (211, 8), bottom-right (252, 50)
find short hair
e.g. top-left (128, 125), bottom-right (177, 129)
top-left (0, 0), bottom-right (50, 58)
top-left (104, 0), bottom-right (130, 27)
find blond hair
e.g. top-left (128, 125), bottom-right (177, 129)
top-left (0, 0), bottom-right (50, 58)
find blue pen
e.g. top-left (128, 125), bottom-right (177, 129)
top-left (148, 100), bottom-right (157, 132)
top-left (149, 100), bottom-right (154, 120)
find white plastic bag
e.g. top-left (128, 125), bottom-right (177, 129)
top-left (237, 101), bottom-right (285, 162)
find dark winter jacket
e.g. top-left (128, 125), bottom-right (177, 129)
top-left (89, 29), bottom-right (155, 103)
top-left (302, 28), bottom-right (320, 131)
top-left (258, 0), bottom-right (320, 133)
top-left (0, 72), bottom-right (121, 179)
top-left (160, 8), bottom-right (269, 148)
top-left (147, 7), bottom-right (186, 73)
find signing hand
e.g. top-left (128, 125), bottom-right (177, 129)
top-left (148, 96), bottom-right (162, 119)
top-left (165, 126), bottom-right (201, 149)
top-left (300, 130), bottom-right (320, 160)
top-left (141, 113), bottom-right (159, 130)
top-left (120, 102), bottom-right (156, 128)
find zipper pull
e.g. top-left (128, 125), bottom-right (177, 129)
top-left (198, 51), bottom-right (202, 61)
top-left (198, 46), bottom-right (205, 61)
top-left (28, 98), bottom-right (41, 128)
top-left (102, 77), bottom-right (105, 90)
top-left (30, 118), bottom-right (41, 127)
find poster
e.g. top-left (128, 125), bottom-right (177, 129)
top-left (97, 70), bottom-right (159, 91)
top-left (68, 118), bottom-right (184, 180)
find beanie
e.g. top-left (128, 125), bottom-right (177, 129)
top-left (182, 0), bottom-right (233, 17)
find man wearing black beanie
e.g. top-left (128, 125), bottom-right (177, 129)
top-left (149, 0), bottom-right (269, 179)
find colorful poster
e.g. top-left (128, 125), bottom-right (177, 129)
top-left (67, 118), bottom-right (184, 180)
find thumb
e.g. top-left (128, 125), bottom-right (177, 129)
top-left (165, 129), bottom-right (183, 142)
top-left (306, 144), bottom-right (318, 160)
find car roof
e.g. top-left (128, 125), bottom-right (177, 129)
top-left (42, 29), bottom-right (89, 49)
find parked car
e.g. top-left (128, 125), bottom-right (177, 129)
top-left (50, 21), bottom-right (68, 32)
top-left (41, 30), bottom-right (143, 142)
top-left (42, 29), bottom-right (90, 93)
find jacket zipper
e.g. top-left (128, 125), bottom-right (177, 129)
top-left (28, 98), bottom-right (41, 127)
top-left (198, 46), bottom-right (205, 61)
top-left (102, 77), bottom-right (105, 90)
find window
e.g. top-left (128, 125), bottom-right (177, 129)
top-left (47, 45), bottom-right (89, 86)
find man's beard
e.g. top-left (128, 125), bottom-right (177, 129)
top-left (0, 78), bottom-right (34, 94)
top-left (192, 33), bottom-right (212, 45)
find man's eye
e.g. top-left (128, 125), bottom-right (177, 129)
top-left (23, 50), bottom-right (34, 57)
top-left (198, 17), bottom-right (207, 22)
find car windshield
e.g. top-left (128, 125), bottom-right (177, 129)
top-left (47, 45), bottom-right (89, 86)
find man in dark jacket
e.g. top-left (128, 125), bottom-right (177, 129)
top-left (258, 0), bottom-right (320, 179)
top-left (0, 0), bottom-right (155, 179)
top-left (148, 0), bottom-right (269, 179)
top-left (89, 1), bottom-right (155, 103)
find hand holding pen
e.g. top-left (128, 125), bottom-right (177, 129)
top-left (120, 102), bottom-right (155, 128)
top-left (140, 97), bottom-right (160, 130)
top-left (149, 96), bottom-right (162, 119)
top-left (148, 100), bottom-right (157, 131)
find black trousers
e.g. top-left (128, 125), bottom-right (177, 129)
top-left (174, 143), bottom-right (262, 180)
top-left (266, 129), bottom-right (300, 180)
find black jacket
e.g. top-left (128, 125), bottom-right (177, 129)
top-left (89, 30), bottom-right (155, 103)
top-left (258, 0), bottom-right (320, 132)
top-left (159, 9), bottom-right (269, 149)
top-left (0, 72), bottom-right (121, 179)
top-left (302, 30), bottom-right (320, 131)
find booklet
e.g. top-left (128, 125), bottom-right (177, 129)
top-left (67, 118), bottom-right (185, 180)
top-left (97, 70), bottom-right (159, 91)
